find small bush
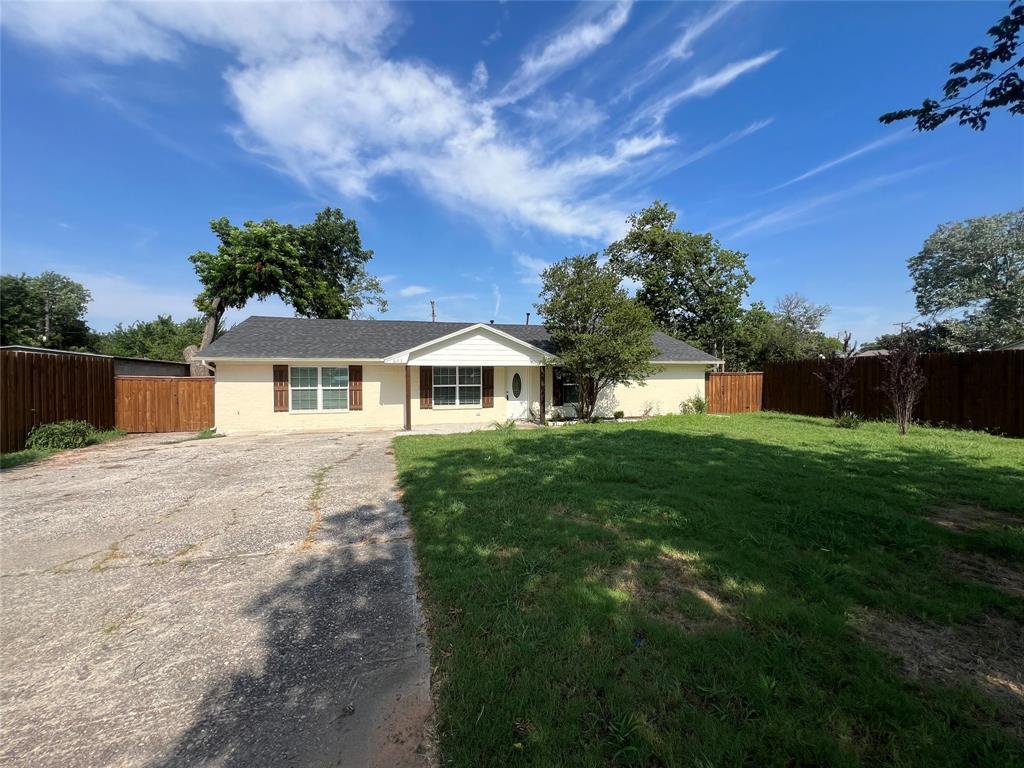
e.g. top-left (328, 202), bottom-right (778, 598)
top-left (835, 411), bottom-right (862, 429)
top-left (492, 419), bottom-right (517, 440)
top-left (614, 410), bottom-right (625, 420)
top-left (680, 394), bottom-right (708, 415)
top-left (25, 420), bottom-right (95, 450)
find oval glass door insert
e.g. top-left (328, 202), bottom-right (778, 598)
top-left (511, 373), bottom-right (522, 398)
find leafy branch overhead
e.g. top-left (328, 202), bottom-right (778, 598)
top-left (880, 0), bottom-right (1024, 130)
top-left (190, 207), bottom-right (388, 349)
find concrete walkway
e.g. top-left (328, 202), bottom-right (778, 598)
top-left (0, 431), bottom-right (431, 768)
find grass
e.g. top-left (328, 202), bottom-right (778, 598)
top-left (0, 428), bottom-right (125, 469)
top-left (394, 412), bottom-right (1024, 767)
top-left (193, 427), bottom-right (222, 440)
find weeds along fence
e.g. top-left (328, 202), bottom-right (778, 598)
top-left (762, 350), bottom-right (1024, 437)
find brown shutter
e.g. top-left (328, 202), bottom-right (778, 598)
top-left (273, 365), bottom-right (289, 412)
top-left (419, 366), bottom-right (432, 409)
top-left (552, 367), bottom-right (564, 406)
top-left (482, 367), bottom-right (494, 408)
top-left (349, 365), bottom-right (363, 410)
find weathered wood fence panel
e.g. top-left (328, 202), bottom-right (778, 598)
top-left (1, 348), bottom-right (115, 452)
top-left (707, 372), bottom-right (763, 414)
top-left (115, 377), bottom-right (214, 433)
top-left (763, 350), bottom-right (1024, 436)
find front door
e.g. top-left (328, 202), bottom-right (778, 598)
top-left (506, 368), bottom-right (529, 420)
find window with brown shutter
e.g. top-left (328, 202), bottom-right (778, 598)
top-left (349, 365), bottom-right (363, 410)
top-left (419, 367), bottom-right (432, 409)
top-left (482, 367), bottom-right (494, 408)
top-left (273, 365), bottom-right (289, 412)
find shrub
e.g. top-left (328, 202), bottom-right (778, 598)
top-left (680, 394), bottom-right (708, 415)
top-left (614, 410), bottom-right (625, 420)
top-left (834, 411), bottom-right (862, 429)
top-left (492, 420), bottom-right (517, 440)
top-left (25, 420), bottom-right (95, 450)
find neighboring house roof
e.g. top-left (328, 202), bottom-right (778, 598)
top-left (199, 316), bottom-right (721, 363)
top-left (854, 348), bottom-right (889, 357)
top-left (996, 339), bottom-right (1024, 350)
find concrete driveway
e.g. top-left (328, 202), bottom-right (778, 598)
top-left (0, 431), bottom-right (431, 768)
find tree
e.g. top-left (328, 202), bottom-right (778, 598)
top-left (190, 207), bottom-right (388, 349)
top-left (536, 254), bottom-right (659, 421)
top-left (0, 271), bottom-right (95, 350)
top-left (909, 210), bottom-right (1023, 349)
top-left (880, 332), bottom-right (927, 435)
top-left (96, 315), bottom-right (206, 361)
top-left (880, 0), bottom-right (1023, 131)
top-left (865, 321), bottom-right (961, 354)
top-left (729, 296), bottom-right (840, 371)
top-left (814, 332), bottom-right (858, 423)
top-left (606, 202), bottom-right (753, 358)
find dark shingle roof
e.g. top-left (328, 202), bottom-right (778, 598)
top-left (200, 316), bottom-right (719, 363)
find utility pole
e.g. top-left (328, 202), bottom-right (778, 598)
top-left (430, 300), bottom-right (436, 323)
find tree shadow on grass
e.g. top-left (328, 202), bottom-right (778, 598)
top-left (147, 506), bottom-right (429, 768)
top-left (395, 421), bottom-right (1024, 766)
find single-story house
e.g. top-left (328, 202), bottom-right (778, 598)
top-left (198, 316), bottom-right (722, 433)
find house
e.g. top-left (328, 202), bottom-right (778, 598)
top-left (198, 316), bottom-right (722, 433)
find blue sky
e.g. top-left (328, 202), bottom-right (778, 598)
top-left (2, 1), bottom-right (1022, 343)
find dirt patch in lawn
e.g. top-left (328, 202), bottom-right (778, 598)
top-left (930, 504), bottom-right (1023, 533)
top-left (946, 550), bottom-right (1024, 599)
top-left (616, 551), bottom-right (735, 633)
top-left (856, 611), bottom-right (1024, 736)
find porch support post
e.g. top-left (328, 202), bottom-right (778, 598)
top-left (404, 365), bottom-right (412, 431)
top-left (538, 364), bottom-right (546, 424)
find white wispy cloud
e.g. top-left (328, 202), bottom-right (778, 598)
top-left (622, 1), bottom-right (739, 99)
top-left (727, 164), bottom-right (934, 238)
top-left (398, 285), bottom-right (430, 298)
top-left (494, 1), bottom-right (633, 106)
top-left (515, 253), bottom-right (551, 286)
top-left (638, 50), bottom-right (781, 126)
top-left (70, 271), bottom-right (199, 329)
top-left (767, 132), bottom-right (908, 191)
top-left (2, 1), bottom-right (767, 243)
top-left (491, 284), bottom-right (502, 318)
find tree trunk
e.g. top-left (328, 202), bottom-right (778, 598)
top-left (199, 297), bottom-right (224, 351)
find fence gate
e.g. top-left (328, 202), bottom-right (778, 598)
top-left (115, 376), bottom-right (214, 433)
top-left (706, 372), bottom-right (763, 414)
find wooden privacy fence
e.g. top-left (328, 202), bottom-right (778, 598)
top-left (115, 376), bottom-right (214, 433)
top-left (1, 348), bottom-right (115, 453)
top-left (706, 372), bottom-right (763, 414)
top-left (763, 350), bottom-right (1024, 437)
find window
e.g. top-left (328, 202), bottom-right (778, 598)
top-left (556, 368), bottom-right (580, 404)
top-left (433, 366), bottom-right (481, 407)
top-left (290, 366), bottom-right (349, 411)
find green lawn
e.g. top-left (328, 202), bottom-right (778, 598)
top-left (0, 429), bottom-right (125, 469)
top-left (394, 412), bottom-right (1024, 767)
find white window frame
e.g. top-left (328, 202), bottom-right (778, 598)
top-left (432, 365), bottom-right (482, 408)
top-left (289, 365), bottom-right (349, 412)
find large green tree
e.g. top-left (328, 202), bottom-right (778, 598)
top-left (0, 271), bottom-right (94, 350)
top-left (606, 202), bottom-right (753, 358)
top-left (96, 315), bottom-right (206, 362)
top-left (190, 207), bottom-right (388, 349)
top-left (730, 295), bottom-right (840, 371)
top-left (880, 0), bottom-right (1023, 131)
top-left (909, 209), bottom-right (1023, 349)
top-left (536, 254), bottom-right (658, 421)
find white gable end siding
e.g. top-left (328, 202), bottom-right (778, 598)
top-left (407, 330), bottom-right (545, 366)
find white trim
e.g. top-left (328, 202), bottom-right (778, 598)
top-left (201, 356), bottom-right (382, 364)
top-left (383, 323), bottom-right (548, 364)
